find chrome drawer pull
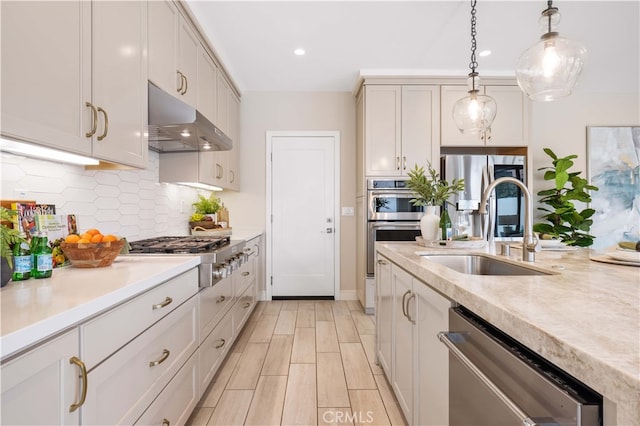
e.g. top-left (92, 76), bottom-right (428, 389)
top-left (216, 295), bottom-right (226, 303)
top-left (149, 349), bottom-right (170, 367)
top-left (377, 259), bottom-right (388, 265)
top-left (241, 272), bottom-right (250, 277)
top-left (69, 356), bottom-right (88, 412)
top-left (85, 102), bottom-right (98, 137)
top-left (215, 339), bottom-right (226, 349)
top-left (152, 296), bottom-right (173, 310)
top-left (243, 302), bottom-right (251, 308)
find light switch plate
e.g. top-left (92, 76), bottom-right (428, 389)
top-left (341, 207), bottom-right (354, 216)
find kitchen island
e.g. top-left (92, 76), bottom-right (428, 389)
top-left (377, 242), bottom-right (639, 425)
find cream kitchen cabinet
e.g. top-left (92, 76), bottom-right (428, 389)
top-left (440, 84), bottom-right (529, 147)
top-left (386, 262), bottom-right (451, 425)
top-left (364, 85), bottom-right (440, 177)
top-left (1, 0), bottom-right (148, 168)
top-left (375, 254), bottom-right (393, 377)
top-left (1, 329), bottom-right (82, 425)
top-left (148, 0), bottom-right (198, 107)
top-left (226, 92), bottom-right (241, 191)
top-left (197, 46), bottom-right (218, 124)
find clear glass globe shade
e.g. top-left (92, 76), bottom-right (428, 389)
top-left (516, 34), bottom-right (587, 102)
top-left (452, 92), bottom-right (497, 134)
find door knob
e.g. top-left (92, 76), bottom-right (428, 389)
top-left (326, 228), bottom-right (333, 234)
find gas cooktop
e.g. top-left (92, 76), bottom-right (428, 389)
top-left (128, 236), bottom-right (231, 254)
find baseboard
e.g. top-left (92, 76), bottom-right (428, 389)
top-left (340, 290), bottom-right (358, 301)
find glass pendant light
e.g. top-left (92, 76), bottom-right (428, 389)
top-left (516, 1), bottom-right (587, 101)
top-left (453, 0), bottom-right (497, 135)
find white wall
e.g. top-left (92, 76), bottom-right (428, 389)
top-left (220, 91), bottom-right (357, 296)
top-left (0, 150), bottom-right (207, 239)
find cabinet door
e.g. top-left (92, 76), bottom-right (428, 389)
top-left (226, 93), bottom-right (241, 190)
top-left (440, 85), bottom-right (484, 147)
top-left (484, 86), bottom-right (529, 146)
top-left (401, 85), bottom-right (439, 173)
top-left (1, 329), bottom-right (80, 425)
top-left (91, 0), bottom-right (148, 168)
top-left (415, 283), bottom-right (451, 426)
top-left (1, 1), bottom-right (91, 155)
top-left (375, 255), bottom-right (393, 377)
top-left (148, 0), bottom-right (178, 97)
top-left (216, 73), bottom-right (231, 134)
top-left (177, 16), bottom-right (199, 107)
top-left (197, 47), bottom-right (217, 123)
top-left (391, 265), bottom-right (414, 423)
top-left (365, 85), bottom-right (402, 176)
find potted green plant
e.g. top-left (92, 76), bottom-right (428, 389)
top-left (190, 194), bottom-right (222, 230)
top-left (533, 148), bottom-right (599, 247)
top-left (1, 207), bottom-right (27, 286)
top-left (407, 162), bottom-right (465, 241)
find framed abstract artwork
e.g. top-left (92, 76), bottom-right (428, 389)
top-left (587, 126), bottom-right (640, 249)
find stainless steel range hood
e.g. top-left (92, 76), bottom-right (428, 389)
top-left (147, 82), bottom-right (232, 152)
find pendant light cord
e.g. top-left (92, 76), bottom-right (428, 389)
top-left (468, 0), bottom-right (478, 90)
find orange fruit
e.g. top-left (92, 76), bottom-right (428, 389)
top-left (90, 233), bottom-right (103, 243)
top-left (80, 232), bottom-right (92, 241)
top-left (102, 234), bottom-right (118, 242)
top-left (86, 228), bottom-right (101, 236)
top-left (65, 234), bottom-right (80, 243)
top-left (77, 238), bottom-right (91, 244)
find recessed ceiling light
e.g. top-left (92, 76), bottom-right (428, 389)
top-left (479, 50), bottom-right (492, 57)
top-left (294, 48), bottom-right (306, 56)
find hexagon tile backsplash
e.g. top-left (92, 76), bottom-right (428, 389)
top-left (0, 151), bottom-right (205, 240)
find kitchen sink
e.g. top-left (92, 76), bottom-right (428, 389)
top-left (420, 254), bottom-right (553, 276)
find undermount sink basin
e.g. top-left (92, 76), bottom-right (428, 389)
top-left (421, 254), bottom-right (553, 276)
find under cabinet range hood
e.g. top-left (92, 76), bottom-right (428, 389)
top-left (147, 82), bottom-right (232, 153)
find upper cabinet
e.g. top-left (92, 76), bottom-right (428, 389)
top-left (440, 85), bottom-right (529, 147)
top-left (364, 85), bottom-right (440, 177)
top-left (1, 0), bottom-right (148, 168)
top-left (197, 47), bottom-right (218, 123)
top-left (177, 17), bottom-right (199, 107)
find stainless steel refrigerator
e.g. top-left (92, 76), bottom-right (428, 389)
top-left (440, 152), bottom-right (527, 241)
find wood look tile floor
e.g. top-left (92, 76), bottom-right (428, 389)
top-left (187, 300), bottom-right (407, 426)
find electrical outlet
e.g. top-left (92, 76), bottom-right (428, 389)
top-left (341, 207), bottom-right (355, 216)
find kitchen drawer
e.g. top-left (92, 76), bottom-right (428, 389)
top-left (82, 268), bottom-right (198, 369)
top-left (199, 313), bottom-right (233, 395)
top-left (232, 280), bottom-right (256, 336)
top-left (199, 276), bottom-right (233, 344)
top-left (233, 257), bottom-right (254, 298)
top-left (135, 351), bottom-right (199, 426)
top-left (82, 296), bottom-right (198, 425)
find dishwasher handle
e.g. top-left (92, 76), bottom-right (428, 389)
top-left (438, 332), bottom-right (546, 426)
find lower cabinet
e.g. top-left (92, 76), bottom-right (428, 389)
top-left (376, 256), bottom-right (451, 425)
top-left (199, 313), bottom-right (234, 394)
top-left (0, 329), bottom-right (81, 425)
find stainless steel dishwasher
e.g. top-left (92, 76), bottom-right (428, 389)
top-left (439, 306), bottom-right (602, 426)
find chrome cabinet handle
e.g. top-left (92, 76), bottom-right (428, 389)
top-left (176, 70), bottom-right (184, 93)
top-left (377, 259), bottom-right (388, 265)
top-left (152, 296), bottom-right (173, 310)
top-left (406, 293), bottom-right (416, 324)
top-left (69, 356), bottom-right (88, 412)
top-left (438, 332), bottom-right (534, 424)
top-left (149, 349), bottom-right (170, 367)
top-left (162, 419), bottom-right (170, 426)
top-left (403, 156), bottom-right (407, 170)
top-left (182, 74), bottom-right (188, 95)
top-left (230, 170), bottom-right (235, 183)
top-left (96, 107), bottom-right (108, 141)
top-left (396, 156), bottom-right (400, 170)
top-left (216, 295), bottom-right (226, 303)
top-left (215, 163), bottom-right (223, 179)
top-left (215, 339), bottom-right (226, 349)
top-left (241, 272), bottom-right (250, 277)
top-left (85, 102), bottom-right (98, 137)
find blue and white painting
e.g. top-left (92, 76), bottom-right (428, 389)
top-left (587, 126), bottom-right (640, 249)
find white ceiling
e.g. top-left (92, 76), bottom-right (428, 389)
top-left (185, 1), bottom-right (640, 94)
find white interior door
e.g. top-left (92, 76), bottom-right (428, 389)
top-left (269, 133), bottom-right (338, 297)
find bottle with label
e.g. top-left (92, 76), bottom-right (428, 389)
top-left (12, 233), bottom-right (31, 281)
top-left (439, 205), bottom-right (452, 241)
top-left (32, 232), bottom-right (53, 279)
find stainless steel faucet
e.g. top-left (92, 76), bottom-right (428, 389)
top-left (479, 177), bottom-right (537, 262)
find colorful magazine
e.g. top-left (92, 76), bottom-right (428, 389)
top-left (11, 203), bottom-right (56, 239)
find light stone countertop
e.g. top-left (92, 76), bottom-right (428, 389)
top-left (376, 242), bottom-right (640, 426)
top-left (0, 255), bottom-right (200, 361)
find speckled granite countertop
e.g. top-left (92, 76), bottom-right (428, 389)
top-left (376, 242), bottom-right (640, 425)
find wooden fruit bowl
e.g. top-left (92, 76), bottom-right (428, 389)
top-left (60, 239), bottom-right (125, 268)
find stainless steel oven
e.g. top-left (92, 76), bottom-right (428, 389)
top-left (367, 179), bottom-right (423, 277)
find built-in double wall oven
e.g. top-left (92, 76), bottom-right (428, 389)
top-left (367, 179), bottom-right (423, 277)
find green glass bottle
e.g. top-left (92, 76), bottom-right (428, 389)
top-left (12, 233), bottom-right (31, 281)
top-left (32, 233), bottom-right (53, 279)
top-left (439, 205), bottom-right (452, 241)
top-left (30, 232), bottom-right (41, 277)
